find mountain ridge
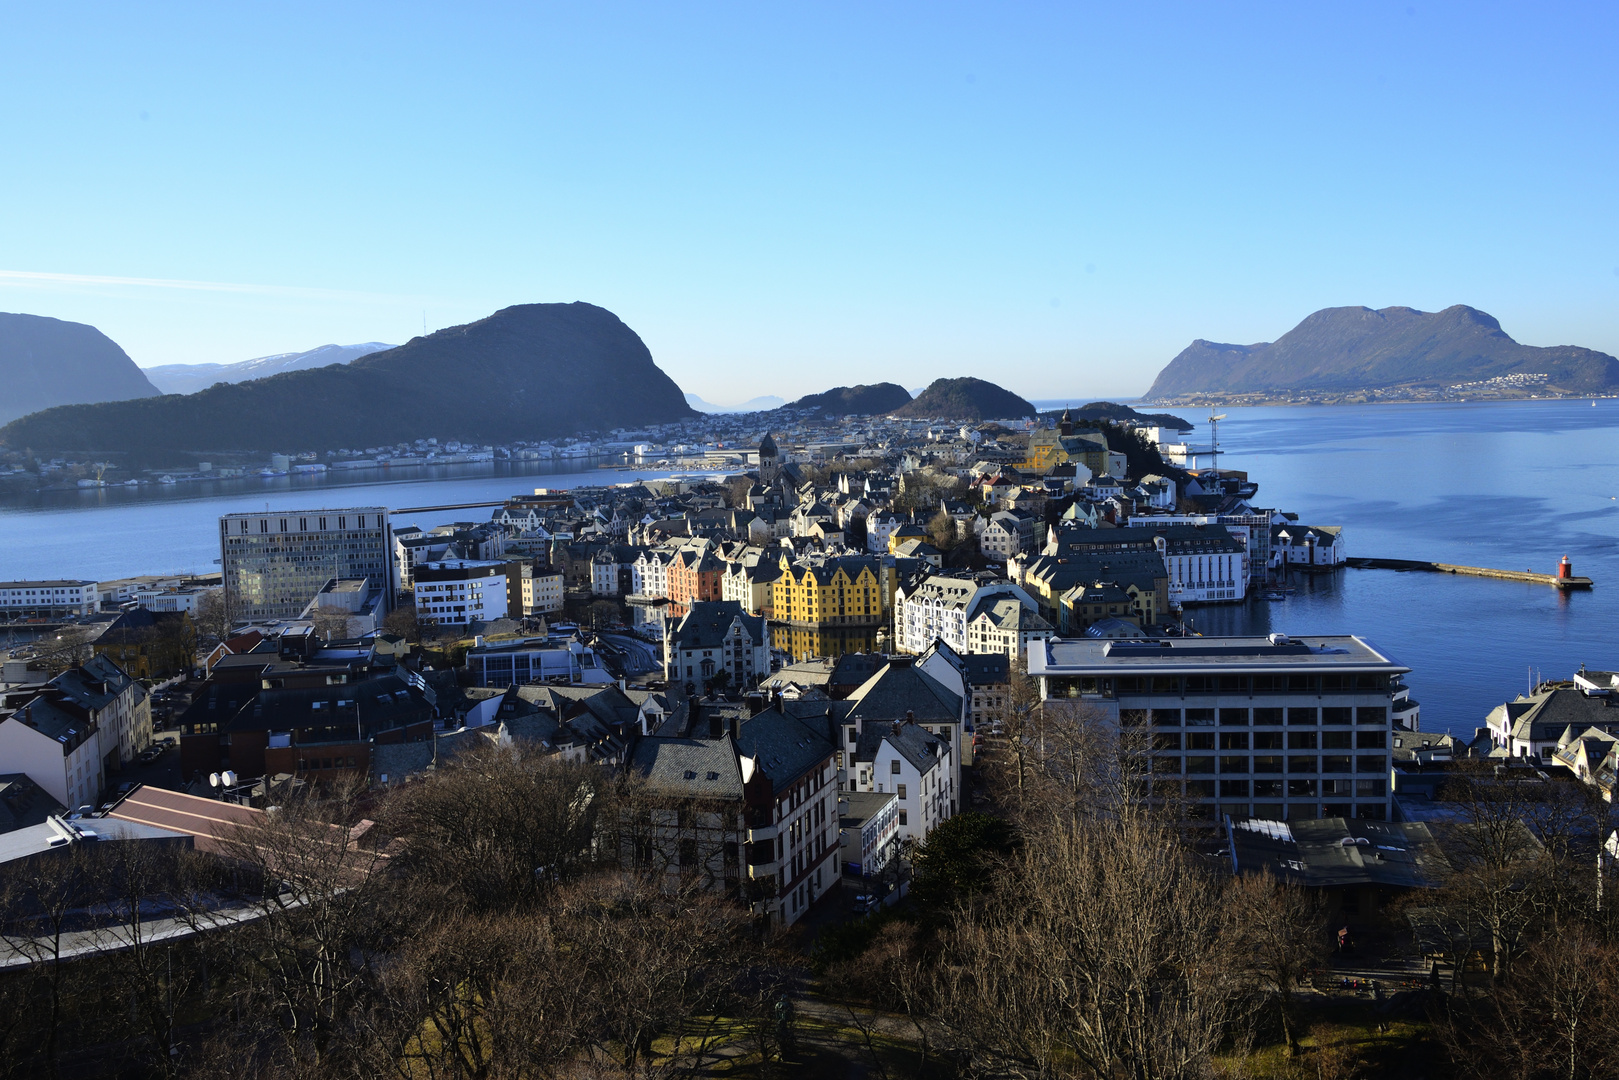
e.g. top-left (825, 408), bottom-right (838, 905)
top-left (0, 303), bottom-right (695, 457)
top-left (0, 313), bottom-right (161, 425)
top-left (143, 342), bottom-right (395, 395)
top-left (1147, 304), bottom-right (1619, 397)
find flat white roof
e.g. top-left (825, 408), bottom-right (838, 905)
top-left (1029, 635), bottom-right (1408, 676)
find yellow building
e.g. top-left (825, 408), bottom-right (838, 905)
top-left (771, 554), bottom-right (885, 662)
top-left (1018, 409), bottom-right (1114, 477)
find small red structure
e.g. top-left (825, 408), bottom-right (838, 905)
top-left (1559, 555), bottom-right (1574, 580)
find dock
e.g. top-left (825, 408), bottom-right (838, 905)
top-left (1344, 557), bottom-right (1593, 590)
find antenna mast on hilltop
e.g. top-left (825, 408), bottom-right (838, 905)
top-left (1207, 413), bottom-right (1226, 476)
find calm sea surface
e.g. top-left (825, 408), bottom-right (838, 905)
top-left (2, 399), bottom-right (1617, 736)
top-left (0, 457), bottom-right (679, 579)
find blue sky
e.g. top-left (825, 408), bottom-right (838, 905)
top-left (1, 3), bottom-right (1615, 403)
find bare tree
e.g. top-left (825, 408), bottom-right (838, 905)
top-left (932, 804), bottom-right (1252, 1080)
top-left (383, 743), bottom-right (609, 911)
top-left (201, 780), bottom-right (397, 1077)
top-left (1226, 869), bottom-right (1330, 1054)
top-left (1432, 929), bottom-right (1619, 1080)
top-left (1433, 764), bottom-right (1552, 982)
top-left (192, 589), bottom-right (230, 649)
top-left (381, 603), bottom-right (422, 643)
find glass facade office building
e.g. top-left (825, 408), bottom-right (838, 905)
top-left (220, 508), bottom-right (395, 621)
top-left (1029, 634), bottom-right (1415, 821)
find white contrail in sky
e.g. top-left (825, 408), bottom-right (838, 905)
top-left (0, 268), bottom-right (402, 302)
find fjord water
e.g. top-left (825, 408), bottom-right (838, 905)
top-left (0, 457), bottom-right (677, 580)
top-left (1180, 399), bottom-right (1619, 737)
top-left (1, 399), bottom-right (1616, 735)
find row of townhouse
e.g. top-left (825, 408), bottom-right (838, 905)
top-left (891, 570), bottom-right (1052, 662)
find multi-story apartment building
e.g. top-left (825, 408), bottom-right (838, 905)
top-left (893, 572), bottom-right (1048, 661)
top-left (0, 580), bottom-right (98, 619)
top-left (414, 561), bottom-right (508, 627)
top-left (771, 553), bottom-right (884, 661)
top-left (632, 549), bottom-right (673, 599)
top-left (980, 510), bottom-right (1038, 560)
top-left (664, 601), bottom-right (771, 691)
top-left (508, 560), bottom-right (565, 616)
top-left (220, 508), bottom-right (394, 621)
top-left (0, 655), bottom-right (151, 808)
top-left (623, 701), bottom-right (842, 928)
top-left (667, 546), bottom-right (725, 617)
top-left (1128, 511), bottom-right (1278, 584)
top-left (1030, 634), bottom-right (1409, 822)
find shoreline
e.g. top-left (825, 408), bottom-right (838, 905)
top-left (1141, 393), bottom-right (1613, 409)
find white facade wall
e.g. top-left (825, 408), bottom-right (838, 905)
top-left (770, 759), bottom-right (842, 927)
top-left (0, 581), bottom-right (97, 616)
top-left (0, 717), bottom-right (102, 809)
top-left (1162, 548), bottom-right (1248, 605)
top-left (415, 562), bottom-right (509, 626)
top-left (848, 742), bottom-right (954, 842)
top-left (522, 571), bottom-right (565, 615)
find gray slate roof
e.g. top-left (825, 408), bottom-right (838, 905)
top-left (628, 736), bottom-right (745, 800)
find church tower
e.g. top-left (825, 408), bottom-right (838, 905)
top-left (758, 433), bottom-right (780, 483)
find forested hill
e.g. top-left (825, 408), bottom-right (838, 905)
top-left (0, 303), bottom-right (696, 456)
top-left (1147, 304), bottom-right (1619, 397)
top-left (787, 383), bottom-right (913, 414)
top-left (890, 377), bottom-right (1037, 420)
top-left (0, 313), bottom-right (161, 425)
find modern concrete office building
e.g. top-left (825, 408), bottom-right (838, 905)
top-left (1029, 634), bottom-right (1415, 822)
top-left (220, 508), bottom-right (394, 622)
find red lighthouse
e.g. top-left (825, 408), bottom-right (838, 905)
top-left (1558, 555), bottom-right (1573, 580)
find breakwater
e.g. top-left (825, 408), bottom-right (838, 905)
top-left (1344, 558), bottom-right (1593, 590)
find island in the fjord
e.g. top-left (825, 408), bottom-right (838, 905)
top-left (786, 383), bottom-right (915, 415)
top-left (890, 377), bottom-right (1039, 420)
top-left (1146, 304), bottom-right (1619, 404)
top-left (0, 302), bottom-right (697, 457)
top-left (0, 312), bottom-right (163, 425)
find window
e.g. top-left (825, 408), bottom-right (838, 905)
top-left (1357, 731), bottom-right (1386, 749)
top-left (1219, 756), bottom-right (1249, 774)
top-left (898, 810), bottom-right (908, 826)
top-left (1252, 708), bottom-right (1283, 725)
top-left (1219, 708), bottom-right (1249, 726)
top-left (1185, 732), bottom-right (1214, 750)
top-left (1288, 731), bottom-right (1318, 750)
top-left (1322, 707), bottom-right (1352, 725)
top-left (1151, 709), bottom-right (1181, 726)
top-left (1322, 731), bottom-right (1352, 749)
top-left (1288, 756), bottom-right (1318, 774)
top-left (1185, 708), bottom-right (1215, 726)
top-left (1358, 706), bottom-right (1388, 726)
top-left (891, 760), bottom-right (901, 774)
top-left (897, 784), bottom-right (907, 800)
top-left (1288, 708), bottom-right (1318, 725)
top-left (1219, 732), bottom-right (1249, 751)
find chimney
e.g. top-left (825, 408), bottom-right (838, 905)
top-left (905, 710), bottom-right (916, 726)
top-left (730, 712), bottom-right (741, 741)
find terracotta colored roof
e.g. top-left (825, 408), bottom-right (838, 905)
top-left (107, 786), bottom-right (261, 854)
